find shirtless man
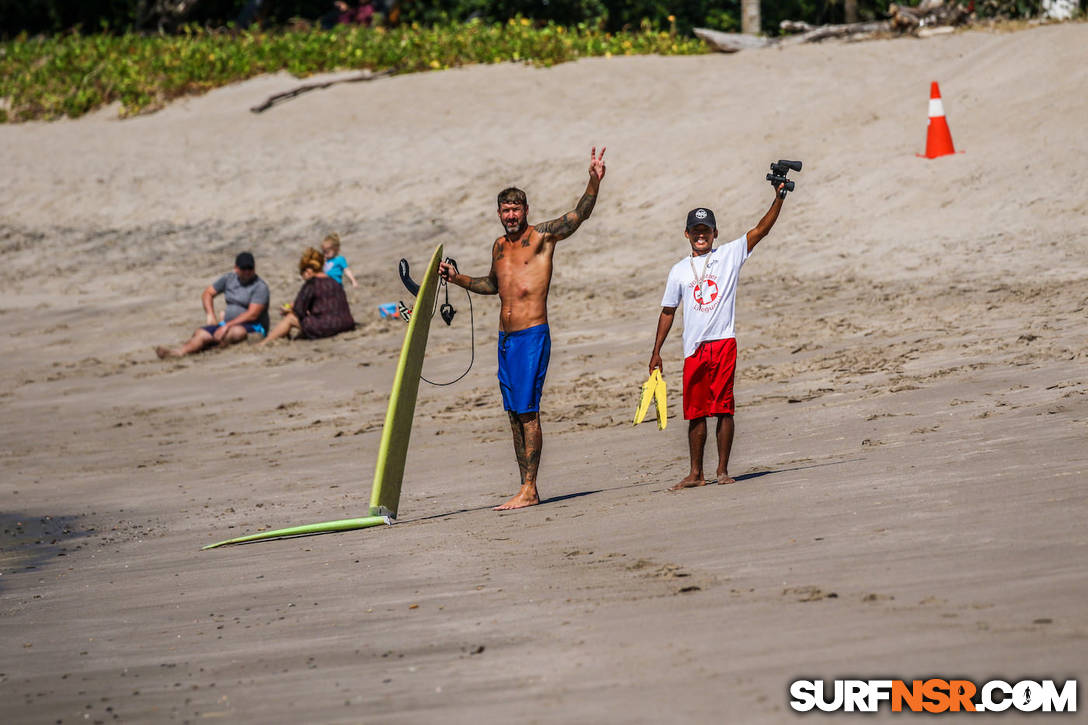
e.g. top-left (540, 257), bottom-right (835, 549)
top-left (439, 147), bottom-right (606, 510)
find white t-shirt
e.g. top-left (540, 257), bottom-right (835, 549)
top-left (660, 234), bottom-right (749, 358)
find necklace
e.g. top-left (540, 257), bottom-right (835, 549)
top-left (689, 250), bottom-right (713, 289)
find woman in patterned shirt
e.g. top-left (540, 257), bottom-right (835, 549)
top-left (259, 248), bottom-right (355, 345)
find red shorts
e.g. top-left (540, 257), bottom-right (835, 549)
top-left (682, 338), bottom-right (737, 419)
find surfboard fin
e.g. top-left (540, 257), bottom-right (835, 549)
top-left (633, 369), bottom-right (667, 430)
top-left (398, 258), bottom-right (420, 296)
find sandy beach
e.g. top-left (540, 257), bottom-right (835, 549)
top-left (1, 21), bottom-right (1086, 723)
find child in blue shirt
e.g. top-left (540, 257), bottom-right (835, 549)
top-left (321, 232), bottom-right (358, 288)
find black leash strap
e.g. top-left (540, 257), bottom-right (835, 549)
top-left (397, 255), bottom-right (475, 387)
top-left (420, 282), bottom-right (475, 387)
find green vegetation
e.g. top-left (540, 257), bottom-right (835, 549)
top-left (0, 19), bottom-right (706, 122)
top-left (1, 0), bottom-right (745, 36)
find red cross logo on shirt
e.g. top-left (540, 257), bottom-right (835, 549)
top-left (693, 279), bottom-right (718, 306)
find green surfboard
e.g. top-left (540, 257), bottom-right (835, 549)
top-left (202, 244), bottom-right (443, 549)
top-left (369, 242), bottom-right (442, 518)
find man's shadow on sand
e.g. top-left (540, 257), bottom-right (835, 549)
top-left (405, 457), bottom-right (858, 523)
top-left (209, 458), bottom-right (858, 547)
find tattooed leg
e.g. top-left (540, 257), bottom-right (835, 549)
top-left (522, 413), bottom-right (542, 491)
top-left (507, 411), bottom-right (528, 487)
top-left (495, 412), bottom-right (542, 510)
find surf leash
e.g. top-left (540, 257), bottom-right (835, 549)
top-left (398, 256), bottom-right (476, 386)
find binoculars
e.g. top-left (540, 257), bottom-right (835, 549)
top-left (767, 159), bottom-right (802, 198)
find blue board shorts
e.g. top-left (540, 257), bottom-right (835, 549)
top-left (497, 323), bottom-right (551, 414)
top-left (201, 322), bottom-right (267, 338)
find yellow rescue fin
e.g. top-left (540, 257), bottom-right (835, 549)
top-left (633, 369), bottom-right (667, 430)
top-left (654, 372), bottom-right (667, 430)
top-left (633, 369), bottom-right (657, 426)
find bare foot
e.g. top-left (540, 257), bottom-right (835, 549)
top-left (669, 475), bottom-right (708, 491)
top-left (155, 346), bottom-right (178, 359)
top-left (717, 475), bottom-right (736, 485)
top-left (493, 486), bottom-right (540, 510)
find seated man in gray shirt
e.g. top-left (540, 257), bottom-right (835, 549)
top-left (156, 252), bottom-right (271, 359)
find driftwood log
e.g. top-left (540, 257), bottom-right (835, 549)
top-left (777, 19), bottom-right (891, 44)
top-left (696, 0), bottom-right (971, 52)
top-left (888, 0), bottom-right (971, 32)
top-left (250, 69), bottom-right (396, 113)
top-left (692, 28), bottom-right (773, 52)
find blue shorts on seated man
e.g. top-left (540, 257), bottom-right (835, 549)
top-left (201, 321), bottom-right (267, 339)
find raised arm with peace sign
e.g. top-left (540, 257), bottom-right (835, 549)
top-left (535, 146), bottom-right (606, 243)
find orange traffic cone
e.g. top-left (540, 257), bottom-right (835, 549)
top-left (918, 81), bottom-right (957, 159)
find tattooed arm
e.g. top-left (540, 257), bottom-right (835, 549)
top-left (464, 272), bottom-right (499, 295)
top-left (438, 243), bottom-right (499, 295)
top-left (535, 147), bottom-right (606, 243)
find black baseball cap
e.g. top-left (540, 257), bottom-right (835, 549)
top-left (686, 208), bottom-right (716, 230)
top-left (235, 252), bottom-right (256, 270)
